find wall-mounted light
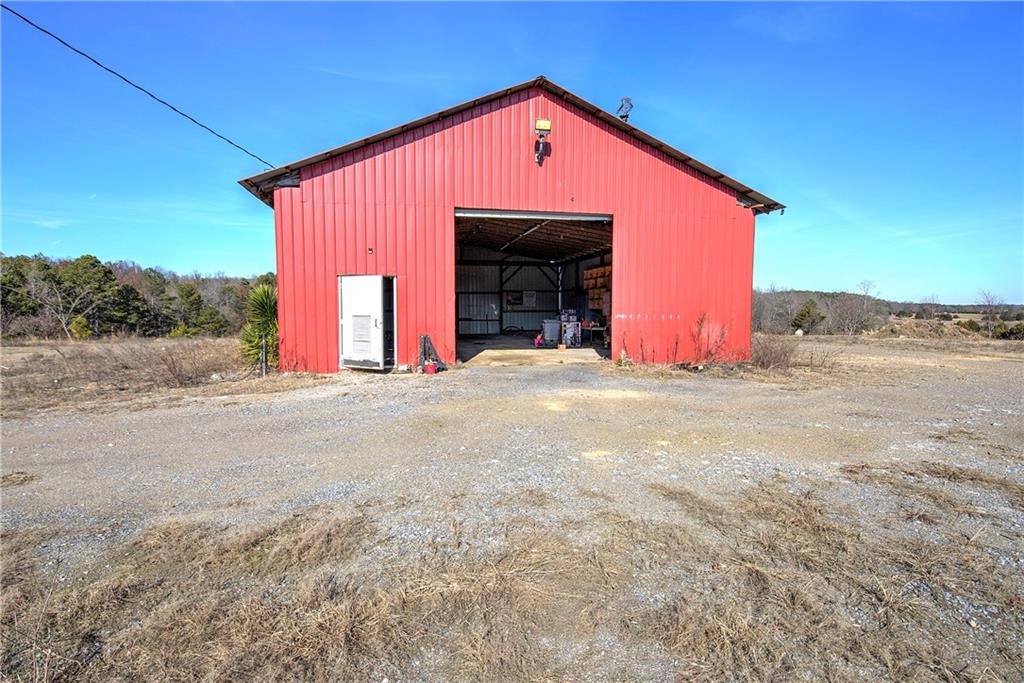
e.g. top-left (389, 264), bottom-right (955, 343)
top-left (534, 118), bottom-right (551, 165)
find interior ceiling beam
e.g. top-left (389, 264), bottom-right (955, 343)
top-left (455, 213), bottom-right (612, 261)
top-left (500, 220), bottom-right (550, 252)
top-left (459, 227), bottom-right (610, 248)
top-left (555, 247), bottom-right (612, 266)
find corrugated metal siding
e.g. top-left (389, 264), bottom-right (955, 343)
top-left (501, 266), bottom-right (562, 332)
top-left (274, 87), bottom-right (755, 371)
top-left (456, 265), bottom-right (499, 335)
top-left (454, 247), bottom-right (569, 335)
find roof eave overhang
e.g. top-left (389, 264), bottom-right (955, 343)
top-left (238, 76), bottom-right (785, 214)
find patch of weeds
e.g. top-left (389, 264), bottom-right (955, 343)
top-left (0, 472), bottom-right (37, 489)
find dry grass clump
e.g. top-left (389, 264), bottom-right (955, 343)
top-left (749, 334), bottom-right (840, 373)
top-left (1, 338), bottom-right (247, 415)
top-left (612, 336), bottom-right (841, 384)
top-left (750, 333), bottom-right (798, 370)
top-left (843, 460), bottom-right (1024, 512)
top-left (4, 479), bottom-right (1021, 681)
top-left (495, 487), bottom-right (554, 509)
top-left (1, 510), bottom-right (613, 682)
top-left (636, 480), bottom-right (1022, 682)
top-left (916, 462), bottom-right (1024, 508)
top-left (0, 472), bottom-right (38, 489)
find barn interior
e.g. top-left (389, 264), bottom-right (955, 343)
top-left (454, 209), bottom-right (612, 364)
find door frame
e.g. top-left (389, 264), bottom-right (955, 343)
top-left (452, 207), bottom-right (614, 357)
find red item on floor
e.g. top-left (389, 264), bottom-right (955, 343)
top-left (424, 362), bottom-right (437, 375)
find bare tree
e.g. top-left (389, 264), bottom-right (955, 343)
top-left (22, 267), bottom-right (102, 339)
top-left (775, 290), bottom-right (805, 332)
top-left (917, 295), bottom-right (940, 320)
top-left (751, 286), bottom-right (771, 334)
top-left (857, 280), bottom-right (875, 313)
top-left (826, 293), bottom-right (869, 335)
top-left (976, 290), bottom-right (1005, 337)
top-left (752, 284), bottom-right (803, 334)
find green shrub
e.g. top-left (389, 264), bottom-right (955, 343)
top-left (998, 322), bottom-right (1024, 340)
top-left (168, 322), bottom-right (199, 338)
top-left (955, 319), bottom-right (982, 333)
top-left (240, 284), bottom-right (278, 368)
top-left (69, 315), bottom-right (92, 340)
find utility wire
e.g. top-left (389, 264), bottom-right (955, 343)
top-left (1, 3), bottom-right (276, 169)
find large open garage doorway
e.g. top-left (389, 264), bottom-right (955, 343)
top-left (454, 209), bottom-right (613, 365)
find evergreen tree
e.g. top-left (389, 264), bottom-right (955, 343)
top-left (0, 255), bottom-right (42, 321)
top-left (196, 304), bottom-right (230, 336)
top-left (104, 283), bottom-right (160, 335)
top-left (174, 283), bottom-right (204, 326)
top-left (792, 299), bottom-right (824, 333)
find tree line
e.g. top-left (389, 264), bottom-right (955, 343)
top-left (1, 253), bottom-right (275, 340)
top-left (753, 283), bottom-right (1023, 339)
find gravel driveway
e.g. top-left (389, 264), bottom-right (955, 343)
top-left (2, 338), bottom-right (1022, 680)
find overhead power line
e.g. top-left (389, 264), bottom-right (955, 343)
top-left (1, 3), bottom-right (275, 169)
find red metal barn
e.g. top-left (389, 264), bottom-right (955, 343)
top-left (240, 77), bottom-right (782, 372)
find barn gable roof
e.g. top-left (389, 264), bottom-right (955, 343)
top-left (239, 76), bottom-right (784, 214)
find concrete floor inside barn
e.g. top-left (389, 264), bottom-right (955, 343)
top-left (456, 333), bottom-right (611, 366)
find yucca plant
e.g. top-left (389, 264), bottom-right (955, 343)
top-left (240, 283), bottom-right (278, 371)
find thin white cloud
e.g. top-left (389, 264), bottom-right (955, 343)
top-left (31, 218), bottom-right (69, 230)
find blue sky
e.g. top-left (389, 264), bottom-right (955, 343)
top-left (2, 2), bottom-right (1021, 303)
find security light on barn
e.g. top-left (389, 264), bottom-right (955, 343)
top-left (534, 119), bottom-right (552, 164)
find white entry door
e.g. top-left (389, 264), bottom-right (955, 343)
top-left (339, 275), bottom-right (385, 368)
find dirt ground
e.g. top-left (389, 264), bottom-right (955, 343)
top-left (2, 337), bottom-right (1023, 681)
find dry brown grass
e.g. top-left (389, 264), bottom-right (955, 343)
top-left (813, 333), bottom-right (1024, 358)
top-left (637, 480), bottom-right (1022, 682)
top-left (610, 335), bottom-right (840, 387)
top-left (749, 334), bottom-right (840, 373)
top-left (2, 511), bottom-right (614, 682)
top-left (0, 472), bottom-right (38, 489)
top-left (750, 333), bottom-right (799, 370)
top-left (842, 461), bottom-right (1024, 513)
top-left (495, 487), bottom-right (554, 509)
top-left (1, 338), bottom-right (245, 413)
top-left (0, 338), bottom-right (327, 416)
top-left (3, 479), bottom-right (1021, 681)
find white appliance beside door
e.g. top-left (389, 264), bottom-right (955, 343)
top-left (339, 275), bottom-right (395, 369)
